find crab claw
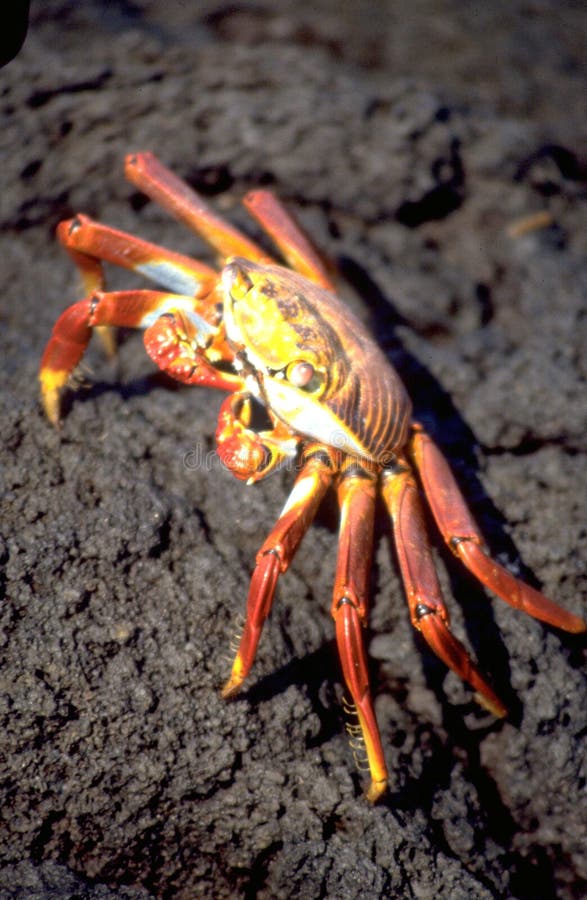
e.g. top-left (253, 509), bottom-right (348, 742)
top-left (215, 393), bottom-right (300, 484)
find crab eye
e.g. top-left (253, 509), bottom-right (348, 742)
top-left (285, 360), bottom-right (324, 393)
top-left (222, 263), bottom-right (253, 301)
top-left (286, 360), bottom-right (314, 387)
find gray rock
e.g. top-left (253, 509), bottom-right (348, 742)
top-left (1, 2), bottom-right (585, 898)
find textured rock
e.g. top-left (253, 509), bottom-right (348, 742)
top-left (1, 2), bottom-right (585, 898)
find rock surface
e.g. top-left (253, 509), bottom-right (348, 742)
top-left (1, 2), bottom-right (586, 898)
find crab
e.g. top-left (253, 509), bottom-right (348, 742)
top-left (40, 153), bottom-right (586, 801)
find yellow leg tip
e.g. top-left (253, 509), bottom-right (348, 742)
top-left (95, 325), bottom-right (117, 358)
top-left (221, 654), bottom-right (245, 699)
top-left (474, 692), bottom-right (508, 719)
top-left (221, 673), bottom-right (244, 699)
top-left (39, 370), bottom-right (69, 426)
top-left (221, 651), bottom-right (247, 700)
top-left (365, 778), bottom-right (388, 804)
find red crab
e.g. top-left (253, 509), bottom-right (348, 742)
top-left (40, 154), bottom-right (585, 801)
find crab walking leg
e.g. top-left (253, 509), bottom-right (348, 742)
top-left (410, 426), bottom-right (587, 633)
top-left (56, 215), bottom-right (217, 361)
top-left (243, 190), bottom-right (334, 290)
top-left (222, 445), bottom-right (338, 699)
top-left (39, 290), bottom-right (237, 425)
top-left (382, 464), bottom-right (508, 718)
top-left (58, 215), bottom-right (217, 296)
top-left (57, 220), bottom-right (114, 358)
top-left (125, 153), bottom-right (272, 265)
top-left (57, 221), bottom-right (105, 297)
top-left (331, 460), bottom-right (388, 802)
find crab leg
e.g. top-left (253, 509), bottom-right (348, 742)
top-left (125, 153), bottom-right (272, 265)
top-left (243, 190), bottom-right (334, 290)
top-left (410, 426), bottom-right (586, 633)
top-left (331, 459), bottom-right (388, 802)
top-left (222, 445), bottom-right (338, 699)
top-left (55, 213), bottom-right (218, 362)
top-left (58, 215), bottom-right (217, 296)
top-left (382, 464), bottom-right (508, 718)
top-left (40, 290), bottom-right (239, 424)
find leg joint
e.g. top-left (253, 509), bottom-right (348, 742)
top-left (414, 602), bottom-right (436, 622)
top-left (449, 534), bottom-right (486, 557)
top-left (336, 594), bottom-right (358, 612)
top-left (89, 293), bottom-right (101, 321)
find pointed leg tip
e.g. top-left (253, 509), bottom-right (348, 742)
top-left (94, 324), bottom-right (117, 359)
top-left (42, 396), bottom-right (62, 428)
top-left (565, 614), bottom-right (587, 635)
top-left (39, 373), bottom-right (67, 427)
top-left (365, 778), bottom-right (388, 804)
top-left (528, 607), bottom-right (586, 635)
top-left (221, 674), bottom-right (244, 700)
top-left (474, 692), bottom-right (508, 719)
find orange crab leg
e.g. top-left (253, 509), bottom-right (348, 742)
top-left (222, 445), bottom-right (338, 699)
top-left (410, 425), bottom-right (586, 634)
top-left (57, 226), bottom-right (104, 298)
top-left (243, 190), bottom-right (334, 290)
top-left (125, 152), bottom-right (271, 264)
top-left (331, 459), bottom-right (388, 802)
top-left (382, 464), bottom-right (508, 718)
top-left (55, 213), bottom-right (218, 363)
top-left (40, 290), bottom-right (237, 424)
top-left (58, 215), bottom-right (217, 296)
